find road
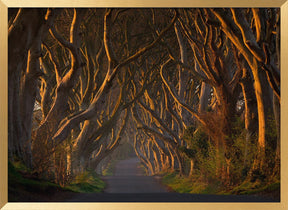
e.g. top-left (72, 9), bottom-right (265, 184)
top-left (66, 157), bottom-right (278, 202)
top-left (102, 157), bottom-right (167, 193)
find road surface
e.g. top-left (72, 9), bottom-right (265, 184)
top-left (102, 157), bottom-right (167, 193)
top-left (66, 157), bottom-right (279, 202)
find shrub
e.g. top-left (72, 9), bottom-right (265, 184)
top-left (183, 126), bottom-right (217, 180)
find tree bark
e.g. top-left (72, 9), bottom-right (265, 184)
top-left (32, 9), bottom-right (85, 169)
top-left (8, 9), bottom-right (47, 162)
top-left (211, 9), bottom-right (271, 174)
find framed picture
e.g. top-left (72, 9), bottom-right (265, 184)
top-left (1, 0), bottom-right (287, 209)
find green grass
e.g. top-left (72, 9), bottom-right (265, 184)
top-left (229, 181), bottom-right (280, 196)
top-left (66, 170), bottom-right (105, 193)
top-left (9, 161), bottom-right (61, 193)
top-left (8, 161), bottom-right (106, 201)
top-left (12, 160), bottom-right (32, 172)
top-left (8, 161), bottom-right (70, 201)
top-left (161, 172), bottom-right (207, 194)
top-left (161, 171), bottom-right (280, 198)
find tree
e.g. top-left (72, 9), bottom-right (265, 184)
top-left (8, 8), bottom-right (280, 188)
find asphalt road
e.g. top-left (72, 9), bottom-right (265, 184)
top-left (66, 157), bottom-right (279, 202)
top-left (102, 157), bottom-right (167, 193)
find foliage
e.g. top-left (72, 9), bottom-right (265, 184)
top-left (161, 172), bottom-right (223, 194)
top-left (161, 170), bottom-right (280, 198)
top-left (229, 132), bottom-right (258, 183)
top-left (11, 159), bottom-right (32, 173)
top-left (9, 161), bottom-right (105, 201)
top-left (166, 113), bottom-right (279, 194)
top-left (183, 126), bottom-right (217, 180)
top-left (229, 181), bottom-right (280, 198)
top-left (265, 113), bottom-right (278, 171)
top-left (66, 170), bottom-right (106, 193)
top-left (102, 160), bottom-right (117, 176)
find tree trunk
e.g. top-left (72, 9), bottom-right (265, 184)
top-left (251, 61), bottom-right (267, 175)
top-left (189, 159), bottom-right (194, 177)
top-left (199, 83), bottom-right (211, 113)
top-left (239, 67), bottom-right (258, 168)
top-left (211, 9), bottom-right (271, 176)
top-left (195, 63), bottom-right (211, 113)
top-left (272, 94), bottom-right (280, 178)
top-left (174, 22), bottom-right (190, 131)
top-left (32, 9), bottom-right (85, 170)
top-left (8, 9), bottom-right (47, 162)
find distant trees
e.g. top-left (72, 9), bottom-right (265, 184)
top-left (8, 8), bottom-right (280, 187)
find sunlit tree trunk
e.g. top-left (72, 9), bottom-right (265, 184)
top-left (239, 67), bottom-right (258, 168)
top-left (32, 9), bottom-right (85, 170)
top-left (8, 9), bottom-right (48, 163)
top-left (167, 146), bottom-right (175, 171)
top-left (174, 22), bottom-right (190, 131)
top-left (199, 83), bottom-right (211, 113)
top-left (251, 61), bottom-right (267, 173)
top-left (272, 12), bottom-right (280, 177)
top-left (194, 63), bottom-right (211, 113)
top-left (211, 8), bottom-right (275, 176)
top-left (19, 10), bottom-right (57, 168)
top-left (273, 94), bottom-right (280, 178)
top-left (19, 42), bottom-right (42, 168)
top-left (189, 159), bottom-right (194, 177)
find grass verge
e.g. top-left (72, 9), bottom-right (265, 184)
top-left (66, 170), bottom-right (105, 193)
top-left (228, 181), bottom-right (280, 199)
top-left (161, 171), bottom-right (280, 200)
top-left (8, 161), bottom-right (105, 201)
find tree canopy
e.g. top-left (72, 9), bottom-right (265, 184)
top-left (8, 8), bottom-right (280, 188)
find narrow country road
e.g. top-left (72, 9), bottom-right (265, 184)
top-left (66, 157), bottom-right (278, 202)
top-left (102, 157), bottom-right (167, 193)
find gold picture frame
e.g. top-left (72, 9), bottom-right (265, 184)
top-left (1, 0), bottom-right (287, 209)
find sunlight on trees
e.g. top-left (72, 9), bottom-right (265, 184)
top-left (8, 8), bottom-right (280, 192)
